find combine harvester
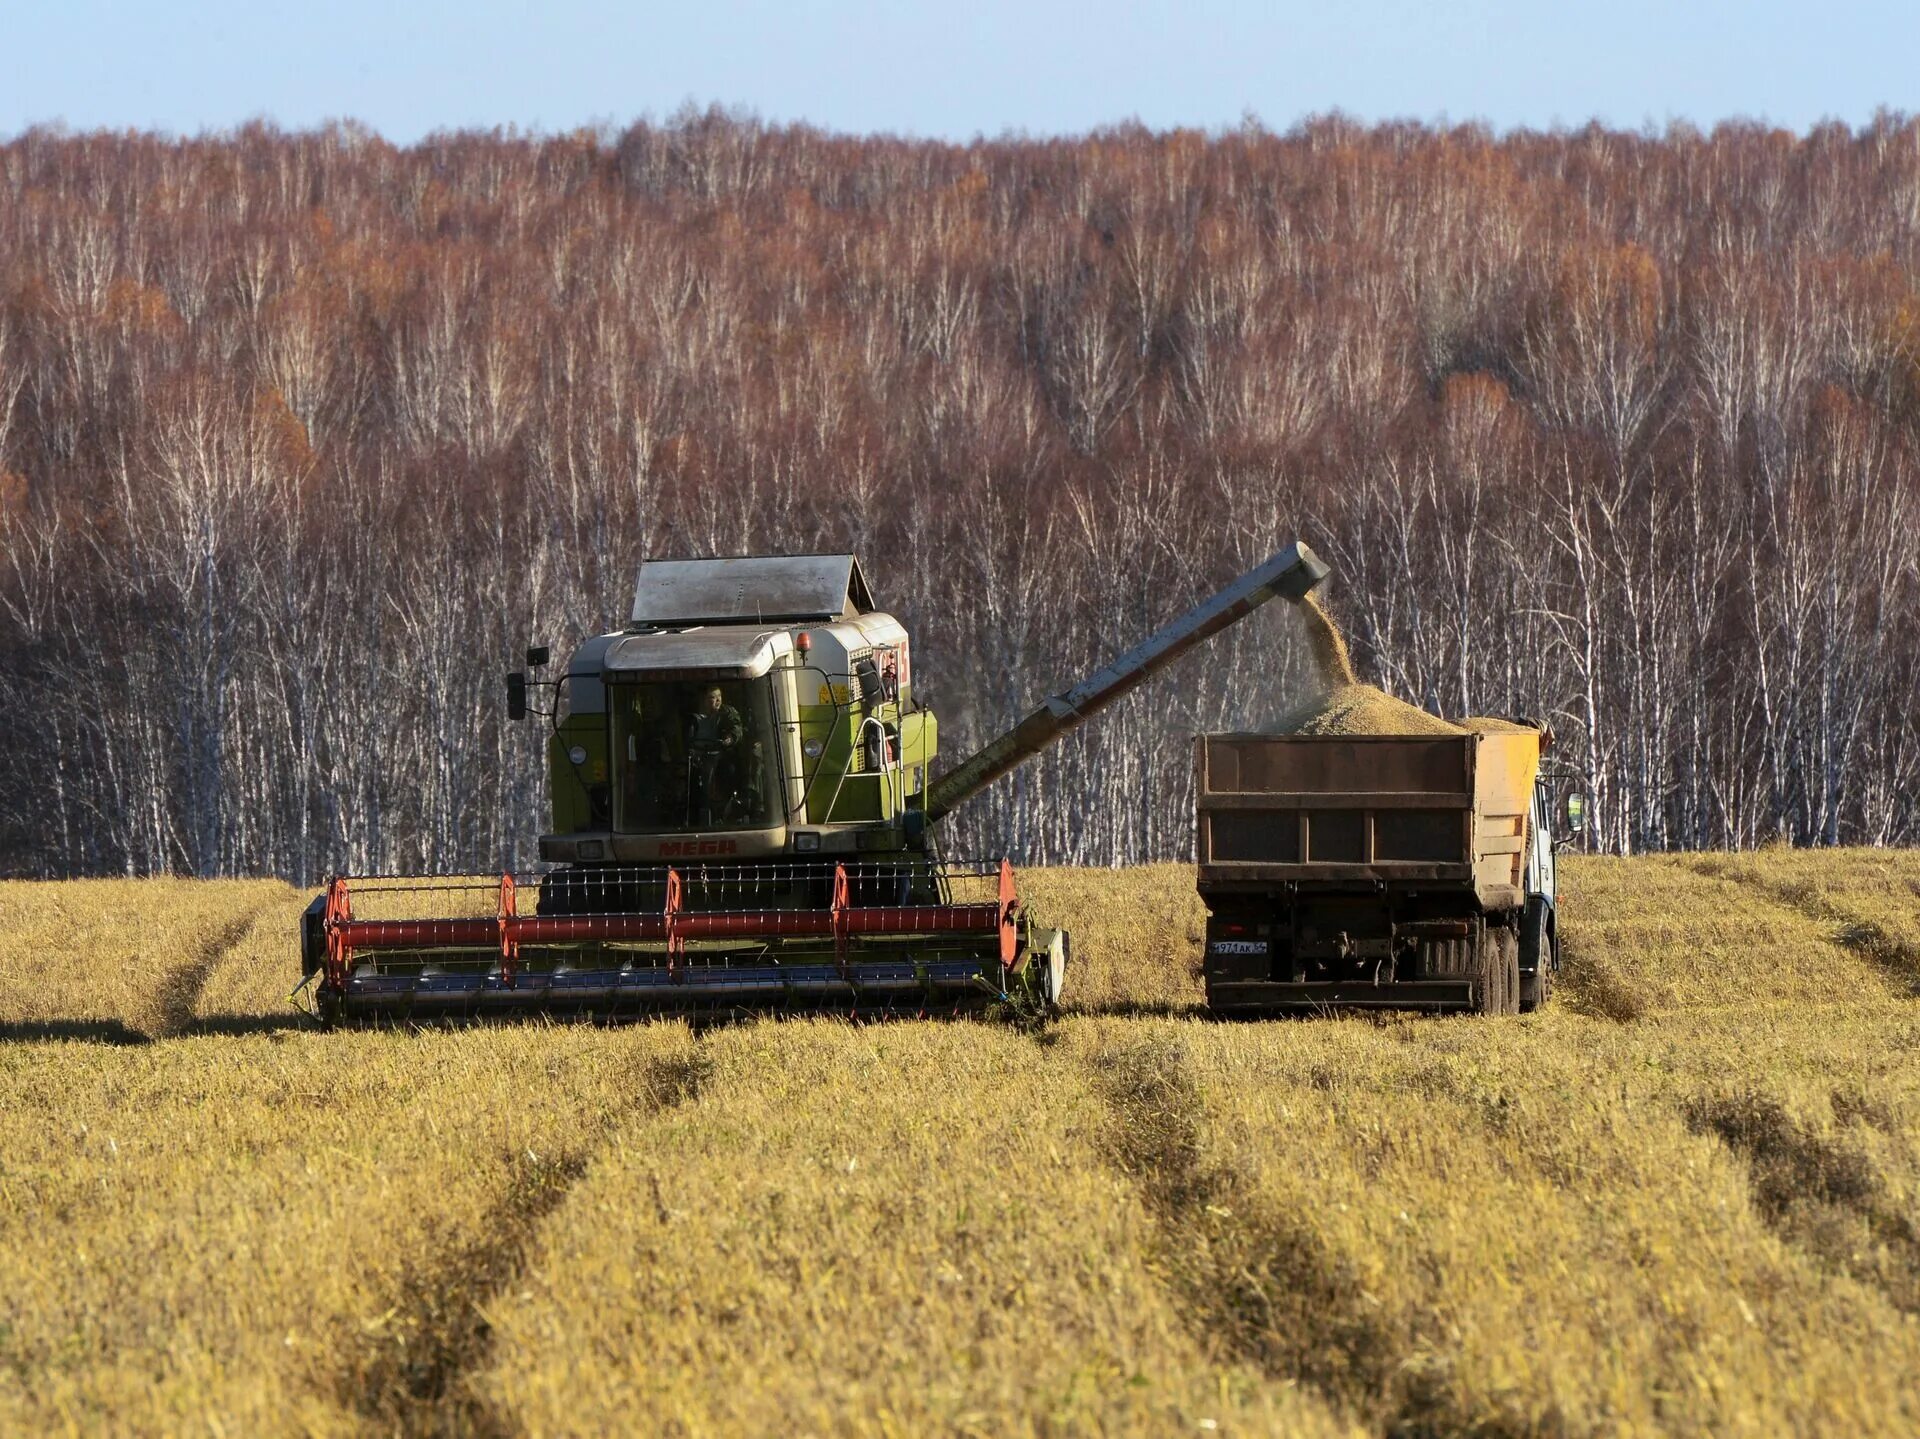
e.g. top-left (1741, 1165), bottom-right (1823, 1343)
top-left (301, 544), bottom-right (1330, 1021)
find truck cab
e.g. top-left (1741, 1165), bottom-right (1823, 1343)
top-left (1518, 776), bottom-right (1561, 1009)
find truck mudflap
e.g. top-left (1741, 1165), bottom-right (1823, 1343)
top-left (1206, 979), bottom-right (1477, 1014)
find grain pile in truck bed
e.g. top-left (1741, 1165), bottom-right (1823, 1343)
top-left (1460, 715), bottom-right (1535, 734)
top-left (1272, 683), bottom-right (1467, 736)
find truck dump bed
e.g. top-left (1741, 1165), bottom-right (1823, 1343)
top-left (1194, 730), bottom-right (1540, 909)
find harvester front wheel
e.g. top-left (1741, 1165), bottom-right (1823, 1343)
top-left (1028, 929), bottom-right (1068, 1010)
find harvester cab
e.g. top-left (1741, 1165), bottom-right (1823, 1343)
top-left (300, 543), bottom-right (1330, 1023)
top-left (535, 555), bottom-right (926, 867)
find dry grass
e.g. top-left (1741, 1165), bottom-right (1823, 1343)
top-left (1555, 853), bottom-right (1910, 1015)
top-left (1069, 1007), bottom-right (1920, 1435)
top-left (2, 853), bottom-right (1918, 1434)
top-left (1021, 862), bottom-right (1206, 1014)
top-left (1684, 847), bottom-right (1920, 993)
top-left (189, 888), bottom-right (324, 1025)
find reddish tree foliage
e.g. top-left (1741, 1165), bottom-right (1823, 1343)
top-left (0, 112), bottom-right (1917, 875)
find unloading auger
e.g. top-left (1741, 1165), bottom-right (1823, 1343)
top-left (300, 543), bottom-right (1329, 1022)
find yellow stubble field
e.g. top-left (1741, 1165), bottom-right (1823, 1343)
top-left (2, 852), bottom-right (1917, 1435)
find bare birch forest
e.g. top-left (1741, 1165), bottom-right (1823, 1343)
top-left (1, 113), bottom-right (1917, 878)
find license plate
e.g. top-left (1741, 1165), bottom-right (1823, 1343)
top-left (1209, 940), bottom-right (1268, 956)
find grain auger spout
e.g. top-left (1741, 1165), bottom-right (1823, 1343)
top-left (924, 541), bottom-right (1331, 823)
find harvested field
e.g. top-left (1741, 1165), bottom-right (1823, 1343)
top-left (1682, 848), bottom-right (1920, 991)
top-left (4, 854), bottom-right (1920, 1434)
top-left (0, 878), bottom-right (297, 1041)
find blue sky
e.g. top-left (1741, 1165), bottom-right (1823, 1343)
top-left (5, 0), bottom-right (1915, 142)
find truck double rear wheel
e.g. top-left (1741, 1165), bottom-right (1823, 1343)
top-left (1423, 924), bottom-right (1520, 1016)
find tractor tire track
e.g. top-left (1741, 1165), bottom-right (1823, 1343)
top-left (150, 905), bottom-right (272, 1039)
top-left (328, 1045), bottom-right (711, 1435)
top-left (1680, 857), bottom-right (1920, 997)
top-left (1089, 1036), bottom-right (1542, 1437)
top-left (1685, 1090), bottom-right (1920, 1315)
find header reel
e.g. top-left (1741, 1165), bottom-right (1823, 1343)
top-left (298, 858), bottom-right (1061, 1023)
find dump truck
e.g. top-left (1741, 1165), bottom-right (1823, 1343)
top-left (301, 543), bottom-right (1331, 1022)
top-left (1195, 724), bottom-right (1561, 1015)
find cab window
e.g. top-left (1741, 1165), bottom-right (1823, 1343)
top-left (609, 679), bottom-right (781, 832)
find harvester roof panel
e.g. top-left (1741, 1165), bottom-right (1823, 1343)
top-left (603, 627), bottom-right (787, 680)
top-left (630, 554), bottom-right (873, 626)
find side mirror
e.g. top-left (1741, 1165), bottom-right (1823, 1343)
top-left (1563, 792), bottom-right (1585, 833)
top-left (526, 644), bottom-right (550, 668)
top-left (506, 672), bottom-right (528, 721)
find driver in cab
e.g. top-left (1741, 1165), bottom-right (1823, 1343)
top-left (688, 684), bottom-right (751, 821)
top-left (691, 685), bottom-right (744, 754)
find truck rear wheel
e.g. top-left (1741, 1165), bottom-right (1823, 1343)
top-left (1419, 934), bottom-right (1472, 985)
top-left (1472, 928), bottom-right (1501, 1015)
top-left (1419, 934), bottom-right (1469, 978)
top-left (1463, 923), bottom-right (1519, 1016)
top-left (1418, 928), bottom-right (1522, 1016)
top-left (1497, 926), bottom-right (1521, 1016)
